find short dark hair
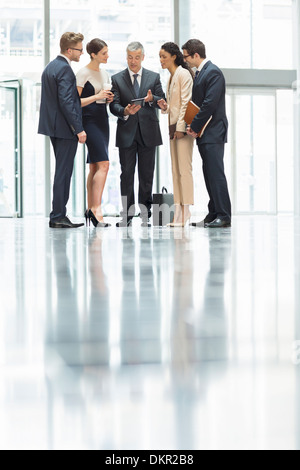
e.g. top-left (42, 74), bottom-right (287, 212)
top-left (86, 38), bottom-right (107, 58)
top-left (182, 39), bottom-right (206, 59)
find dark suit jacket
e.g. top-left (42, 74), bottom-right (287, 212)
top-left (38, 56), bottom-right (83, 140)
top-left (110, 68), bottom-right (165, 149)
top-left (191, 60), bottom-right (228, 144)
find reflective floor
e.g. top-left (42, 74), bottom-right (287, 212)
top-left (0, 215), bottom-right (300, 450)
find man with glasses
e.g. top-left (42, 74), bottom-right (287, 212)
top-left (182, 39), bottom-right (231, 228)
top-left (38, 32), bottom-right (87, 229)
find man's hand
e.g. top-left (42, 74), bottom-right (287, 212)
top-left (186, 126), bottom-right (198, 139)
top-left (106, 92), bottom-right (114, 103)
top-left (144, 89), bottom-right (154, 103)
top-left (77, 131), bottom-right (87, 144)
top-left (124, 104), bottom-right (141, 116)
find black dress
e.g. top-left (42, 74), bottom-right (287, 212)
top-left (76, 67), bottom-right (110, 163)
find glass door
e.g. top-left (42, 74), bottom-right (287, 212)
top-left (0, 80), bottom-right (22, 217)
top-left (228, 88), bottom-right (277, 215)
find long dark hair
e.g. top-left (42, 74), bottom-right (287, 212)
top-left (86, 38), bottom-right (107, 58)
top-left (161, 42), bottom-right (194, 78)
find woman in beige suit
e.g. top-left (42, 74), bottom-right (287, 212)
top-left (158, 42), bottom-right (195, 227)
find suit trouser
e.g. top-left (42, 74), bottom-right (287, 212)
top-left (119, 125), bottom-right (156, 219)
top-left (197, 142), bottom-right (231, 221)
top-left (50, 137), bottom-right (78, 221)
top-left (170, 134), bottom-right (194, 205)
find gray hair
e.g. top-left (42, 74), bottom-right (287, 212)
top-left (127, 41), bottom-right (145, 55)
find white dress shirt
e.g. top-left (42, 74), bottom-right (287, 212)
top-left (128, 67), bottom-right (143, 86)
top-left (196, 58), bottom-right (210, 74)
top-left (124, 67), bottom-right (152, 119)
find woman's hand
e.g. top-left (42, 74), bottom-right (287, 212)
top-left (173, 131), bottom-right (185, 140)
top-left (157, 99), bottom-right (168, 111)
top-left (96, 90), bottom-right (113, 101)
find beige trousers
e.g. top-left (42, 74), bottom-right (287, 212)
top-left (170, 135), bottom-right (194, 205)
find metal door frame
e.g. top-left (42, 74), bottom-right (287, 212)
top-left (0, 79), bottom-right (23, 217)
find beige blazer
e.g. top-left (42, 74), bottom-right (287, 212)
top-left (163, 65), bottom-right (193, 133)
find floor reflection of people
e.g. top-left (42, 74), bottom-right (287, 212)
top-left (169, 229), bottom-right (231, 449)
top-left (47, 231), bottom-right (80, 345)
top-left (45, 230), bottom-right (82, 449)
top-left (170, 230), bottom-right (231, 364)
top-left (86, 230), bottom-right (110, 363)
top-left (120, 232), bottom-right (160, 365)
top-left (170, 232), bottom-right (195, 368)
top-left (45, 229), bottom-right (114, 448)
top-left (47, 229), bottom-right (110, 360)
top-left (201, 230), bottom-right (231, 361)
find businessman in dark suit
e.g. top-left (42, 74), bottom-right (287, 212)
top-left (110, 42), bottom-right (165, 227)
top-left (182, 39), bottom-right (231, 228)
top-left (38, 32), bottom-right (87, 229)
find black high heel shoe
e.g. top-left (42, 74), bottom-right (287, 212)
top-left (86, 209), bottom-right (111, 228)
top-left (85, 210), bottom-right (90, 227)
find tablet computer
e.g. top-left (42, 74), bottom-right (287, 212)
top-left (131, 98), bottom-right (145, 106)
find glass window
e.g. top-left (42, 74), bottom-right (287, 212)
top-left (0, 84), bottom-right (17, 216)
top-left (226, 88), bottom-right (293, 215)
top-left (0, 0), bottom-right (296, 218)
top-left (234, 91), bottom-right (277, 214)
top-left (0, 0), bottom-right (43, 81)
top-left (182, 0), bottom-right (293, 70)
top-left (23, 80), bottom-right (45, 216)
top-left (0, 0), bottom-right (172, 217)
top-left (0, 0), bottom-right (44, 217)
top-left (165, 87), bottom-right (294, 218)
top-left (49, 0), bottom-right (172, 217)
top-left (276, 89), bottom-right (294, 213)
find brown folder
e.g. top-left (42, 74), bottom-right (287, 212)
top-left (184, 100), bottom-right (212, 138)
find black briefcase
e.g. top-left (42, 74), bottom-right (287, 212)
top-left (152, 187), bottom-right (175, 226)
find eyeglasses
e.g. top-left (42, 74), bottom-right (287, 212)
top-left (183, 54), bottom-right (191, 59)
top-left (70, 48), bottom-right (83, 53)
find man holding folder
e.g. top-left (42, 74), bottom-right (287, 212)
top-left (182, 39), bottom-right (231, 228)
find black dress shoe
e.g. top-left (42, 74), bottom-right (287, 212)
top-left (205, 218), bottom-right (231, 228)
top-left (116, 217), bottom-right (133, 228)
top-left (190, 216), bottom-right (216, 227)
top-left (49, 216), bottom-right (84, 229)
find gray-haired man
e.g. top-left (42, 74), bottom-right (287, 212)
top-left (110, 42), bottom-right (165, 227)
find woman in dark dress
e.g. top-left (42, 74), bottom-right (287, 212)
top-left (76, 38), bottom-right (114, 227)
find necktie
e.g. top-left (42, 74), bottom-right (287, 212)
top-left (133, 74), bottom-right (140, 97)
top-left (195, 70), bottom-right (200, 80)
